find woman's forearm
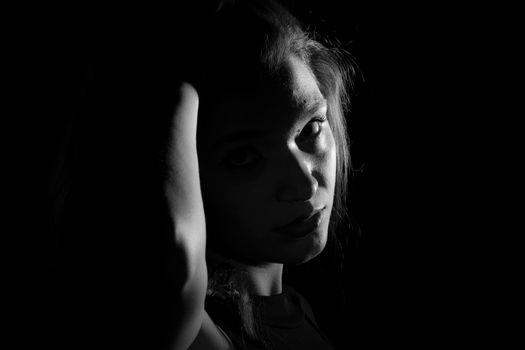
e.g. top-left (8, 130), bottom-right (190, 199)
top-left (163, 82), bottom-right (206, 285)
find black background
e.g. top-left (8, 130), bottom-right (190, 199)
top-left (18, 1), bottom-right (500, 349)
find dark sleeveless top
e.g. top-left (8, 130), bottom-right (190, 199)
top-left (205, 285), bottom-right (334, 349)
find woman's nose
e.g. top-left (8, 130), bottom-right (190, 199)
top-left (275, 149), bottom-right (318, 203)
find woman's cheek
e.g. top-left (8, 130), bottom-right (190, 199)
top-left (320, 128), bottom-right (337, 187)
top-left (315, 127), bottom-right (336, 164)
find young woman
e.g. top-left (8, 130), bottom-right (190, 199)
top-left (166, 1), bottom-right (354, 349)
top-left (46, 0), bottom-right (355, 349)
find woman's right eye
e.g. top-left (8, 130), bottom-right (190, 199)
top-left (222, 147), bottom-right (262, 168)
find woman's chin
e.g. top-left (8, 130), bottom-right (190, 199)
top-left (276, 230), bottom-right (328, 265)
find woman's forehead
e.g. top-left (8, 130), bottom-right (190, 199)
top-left (200, 55), bottom-right (326, 137)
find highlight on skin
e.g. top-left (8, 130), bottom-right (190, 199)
top-left (192, 0), bottom-right (356, 345)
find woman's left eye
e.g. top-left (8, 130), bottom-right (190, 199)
top-left (300, 117), bottom-right (326, 139)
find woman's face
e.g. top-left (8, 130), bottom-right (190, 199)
top-left (198, 55), bottom-right (336, 265)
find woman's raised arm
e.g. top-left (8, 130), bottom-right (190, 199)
top-left (164, 82), bottom-right (232, 350)
top-left (162, 82), bottom-right (206, 349)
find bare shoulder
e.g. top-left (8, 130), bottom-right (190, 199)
top-left (187, 311), bottom-right (235, 350)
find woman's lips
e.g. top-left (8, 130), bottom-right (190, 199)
top-left (273, 207), bottom-right (326, 238)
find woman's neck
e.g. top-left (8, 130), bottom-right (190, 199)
top-left (239, 262), bottom-right (283, 296)
top-left (208, 253), bottom-right (283, 296)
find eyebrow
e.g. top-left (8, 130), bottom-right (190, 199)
top-left (299, 98), bottom-right (328, 115)
top-left (212, 98), bottom-right (328, 149)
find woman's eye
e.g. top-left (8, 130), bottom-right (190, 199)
top-left (300, 117), bottom-right (326, 139)
top-left (223, 148), bottom-right (262, 168)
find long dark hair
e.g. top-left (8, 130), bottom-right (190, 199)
top-left (199, 0), bottom-right (356, 346)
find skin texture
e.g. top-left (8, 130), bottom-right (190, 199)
top-left (197, 54), bottom-right (337, 296)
